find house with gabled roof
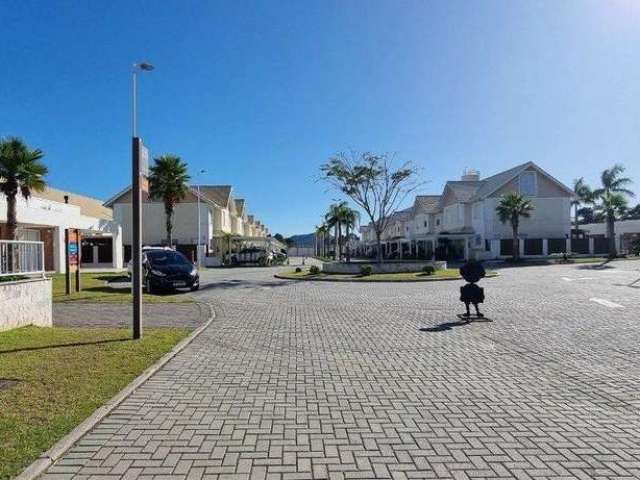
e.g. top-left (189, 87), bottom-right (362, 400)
top-left (358, 162), bottom-right (574, 261)
top-left (105, 183), bottom-right (271, 265)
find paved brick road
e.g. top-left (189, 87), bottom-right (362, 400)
top-left (42, 261), bottom-right (640, 479)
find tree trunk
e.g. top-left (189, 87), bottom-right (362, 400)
top-left (5, 195), bottom-right (18, 240)
top-left (607, 212), bottom-right (616, 258)
top-left (512, 225), bottom-right (519, 261)
top-left (345, 224), bottom-right (351, 263)
top-left (165, 202), bottom-right (173, 247)
top-left (375, 230), bottom-right (383, 264)
top-left (334, 225), bottom-right (338, 260)
top-left (574, 204), bottom-right (578, 239)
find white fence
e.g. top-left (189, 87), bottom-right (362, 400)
top-left (0, 240), bottom-right (45, 277)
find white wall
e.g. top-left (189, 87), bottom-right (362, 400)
top-left (114, 201), bottom-right (215, 246)
top-left (482, 197), bottom-right (571, 239)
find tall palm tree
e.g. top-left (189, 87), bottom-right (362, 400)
top-left (592, 164), bottom-right (635, 258)
top-left (0, 137), bottom-right (48, 239)
top-left (315, 223), bottom-right (329, 257)
top-left (496, 192), bottom-right (534, 261)
top-left (572, 177), bottom-right (593, 233)
top-left (342, 207), bottom-right (360, 263)
top-left (148, 155), bottom-right (190, 246)
top-left (325, 202), bottom-right (348, 260)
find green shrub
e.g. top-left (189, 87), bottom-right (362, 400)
top-left (309, 265), bottom-right (320, 275)
top-left (422, 265), bottom-right (435, 275)
top-left (632, 239), bottom-right (640, 256)
top-left (295, 267), bottom-right (302, 273)
top-left (360, 265), bottom-right (373, 276)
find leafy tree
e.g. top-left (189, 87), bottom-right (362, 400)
top-left (320, 151), bottom-right (420, 263)
top-left (273, 233), bottom-right (285, 242)
top-left (592, 164), bottom-right (635, 257)
top-left (148, 155), bottom-right (190, 246)
top-left (572, 177), bottom-right (593, 228)
top-left (0, 137), bottom-right (48, 240)
top-left (495, 192), bottom-right (534, 261)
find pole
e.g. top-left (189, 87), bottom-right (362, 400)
top-left (132, 71), bottom-right (137, 137)
top-left (197, 184), bottom-right (201, 267)
top-left (64, 229), bottom-right (70, 295)
top-left (132, 137), bottom-right (142, 339)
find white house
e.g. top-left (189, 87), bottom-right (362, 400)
top-left (106, 184), bottom-right (271, 263)
top-left (0, 187), bottom-right (123, 273)
top-left (359, 162), bottom-right (575, 261)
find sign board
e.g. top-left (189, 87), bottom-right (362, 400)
top-left (65, 228), bottom-right (81, 294)
top-left (68, 230), bottom-right (79, 268)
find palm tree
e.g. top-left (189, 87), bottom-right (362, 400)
top-left (0, 137), bottom-right (48, 239)
top-left (315, 224), bottom-right (329, 257)
top-left (592, 164), bottom-right (635, 258)
top-left (496, 192), bottom-right (534, 261)
top-left (325, 202), bottom-right (348, 260)
top-left (342, 207), bottom-right (360, 263)
top-left (572, 177), bottom-right (593, 233)
top-left (148, 155), bottom-right (190, 246)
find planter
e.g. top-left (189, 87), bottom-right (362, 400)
top-left (0, 277), bottom-right (52, 331)
top-left (321, 261), bottom-right (447, 275)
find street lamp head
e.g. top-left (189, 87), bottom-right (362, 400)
top-left (134, 62), bottom-right (154, 72)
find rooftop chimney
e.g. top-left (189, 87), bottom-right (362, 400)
top-left (461, 169), bottom-right (480, 182)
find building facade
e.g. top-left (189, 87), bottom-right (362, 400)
top-left (106, 184), bottom-right (271, 263)
top-left (0, 187), bottom-right (123, 273)
top-left (359, 162), bottom-right (574, 261)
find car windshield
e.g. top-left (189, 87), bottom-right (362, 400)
top-left (147, 251), bottom-right (191, 266)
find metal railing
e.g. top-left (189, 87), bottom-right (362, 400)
top-left (0, 240), bottom-right (45, 277)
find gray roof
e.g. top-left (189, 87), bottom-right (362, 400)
top-left (194, 185), bottom-right (232, 208)
top-left (413, 195), bottom-right (441, 214)
top-left (443, 181), bottom-right (482, 203)
top-left (468, 162), bottom-right (531, 202)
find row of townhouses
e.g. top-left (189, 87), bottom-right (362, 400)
top-left (358, 162), bottom-right (577, 261)
top-left (0, 184), bottom-right (274, 273)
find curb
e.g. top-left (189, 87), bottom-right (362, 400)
top-left (274, 272), bottom-right (499, 283)
top-left (14, 302), bottom-right (216, 480)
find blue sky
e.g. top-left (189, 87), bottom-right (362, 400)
top-left (2, 0), bottom-right (639, 236)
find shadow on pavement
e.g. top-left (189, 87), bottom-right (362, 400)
top-left (197, 279), bottom-right (292, 292)
top-left (420, 316), bottom-right (493, 333)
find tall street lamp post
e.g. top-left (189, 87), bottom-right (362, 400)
top-left (131, 61), bottom-right (153, 340)
top-left (195, 169), bottom-right (206, 268)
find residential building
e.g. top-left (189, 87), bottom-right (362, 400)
top-left (0, 186), bottom-right (123, 273)
top-left (580, 219), bottom-right (640, 255)
top-left (106, 184), bottom-right (272, 264)
top-left (358, 162), bottom-right (574, 261)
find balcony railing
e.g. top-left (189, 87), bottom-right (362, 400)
top-left (0, 240), bottom-right (45, 277)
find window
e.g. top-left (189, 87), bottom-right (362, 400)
top-left (436, 219), bottom-right (440, 226)
top-left (519, 171), bottom-right (537, 196)
top-left (485, 239), bottom-right (491, 252)
top-left (423, 221), bottom-right (427, 227)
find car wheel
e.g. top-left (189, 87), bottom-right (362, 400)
top-left (190, 283), bottom-right (200, 292)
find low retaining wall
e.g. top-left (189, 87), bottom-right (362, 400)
top-left (0, 277), bottom-right (52, 331)
top-left (322, 261), bottom-right (447, 274)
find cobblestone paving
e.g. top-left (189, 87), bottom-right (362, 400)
top-left (42, 261), bottom-right (640, 479)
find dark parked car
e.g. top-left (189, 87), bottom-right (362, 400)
top-left (143, 249), bottom-right (199, 293)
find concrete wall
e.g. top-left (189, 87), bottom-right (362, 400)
top-left (0, 278), bottom-right (52, 331)
top-left (322, 261), bottom-right (447, 274)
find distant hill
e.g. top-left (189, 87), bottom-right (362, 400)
top-left (287, 233), bottom-right (315, 247)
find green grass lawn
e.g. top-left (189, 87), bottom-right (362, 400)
top-left (51, 273), bottom-right (192, 303)
top-left (277, 268), bottom-right (497, 282)
top-left (0, 326), bottom-right (191, 479)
